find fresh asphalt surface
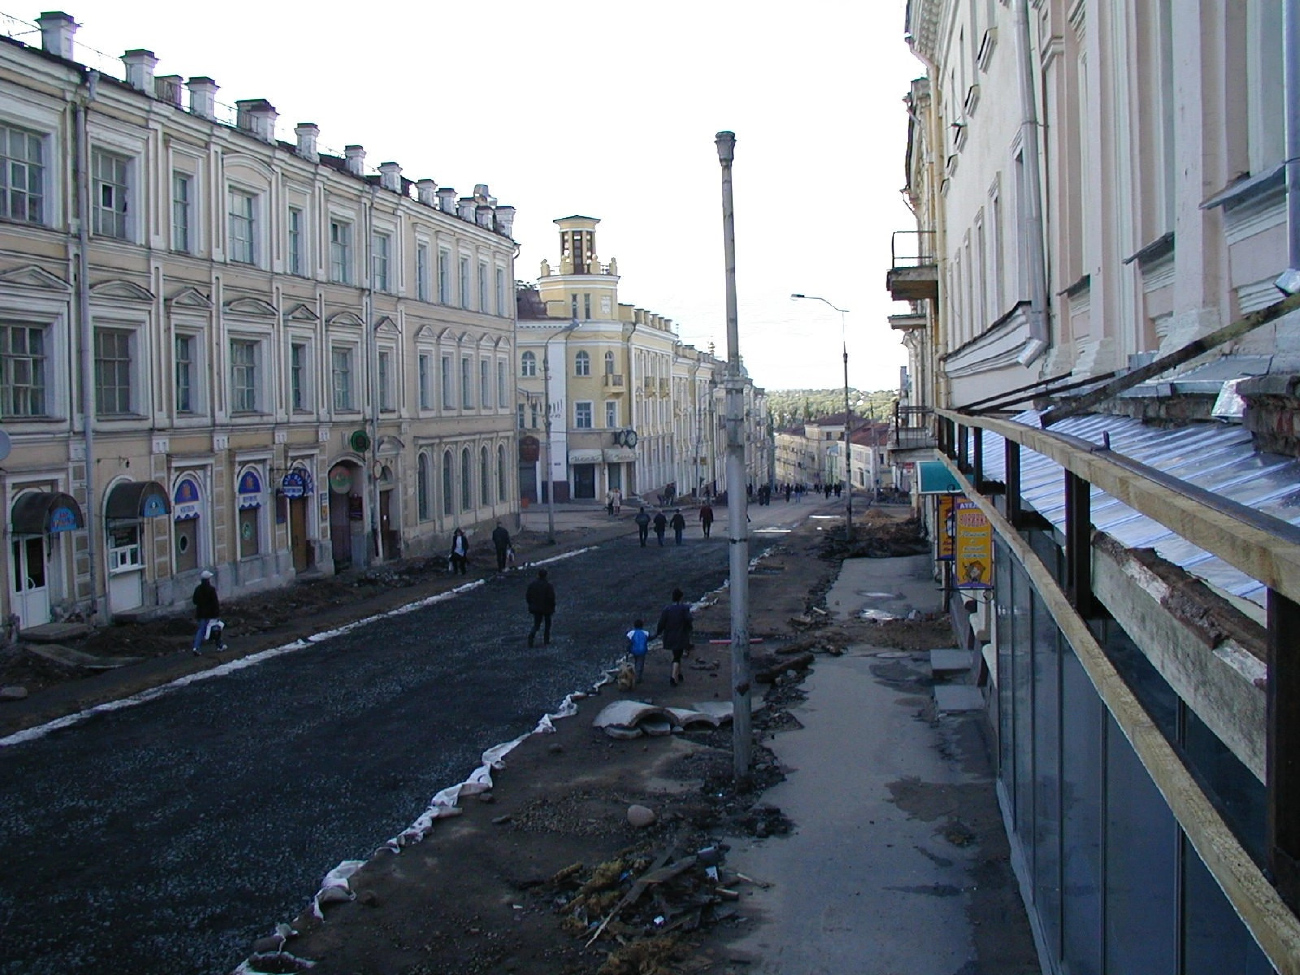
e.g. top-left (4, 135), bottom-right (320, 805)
top-left (0, 517), bottom-right (798, 974)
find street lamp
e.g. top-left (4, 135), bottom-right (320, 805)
top-left (541, 319), bottom-right (580, 543)
top-left (790, 293), bottom-right (853, 538)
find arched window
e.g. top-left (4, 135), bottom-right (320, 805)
top-left (521, 350), bottom-right (536, 377)
top-left (417, 452), bottom-right (432, 521)
top-left (442, 450), bottom-right (453, 515)
top-left (497, 444), bottom-right (507, 502)
top-left (604, 351), bottom-right (615, 375)
top-left (574, 351), bottom-right (590, 376)
top-left (480, 446), bottom-right (490, 505)
top-left (460, 447), bottom-right (472, 510)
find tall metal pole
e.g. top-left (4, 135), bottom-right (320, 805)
top-left (716, 131), bottom-right (751, 787)
top-left (790, 293), bottom-right (852, 537)
top-left (540, 319), bottom-right (579, 544)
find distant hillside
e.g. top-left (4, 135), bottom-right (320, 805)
top-left (767, 388), bottom-right (898, 429)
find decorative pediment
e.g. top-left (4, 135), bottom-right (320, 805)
top-left (283, 302), bottom-right (319, 323)
top-left (414, 324), bottom-right (435, 341)
top-left (374, 315), bottom-right (399, 334)
top-left (0, 264), bottom-right (71, 293)
top-left (327, 310), bottom-right (366, 328)
top-left (91, 278), bottom-right (155, 303)
top-left (376, 435), bottom-right (405, 455)
top-left (167, 286), bottom-right (213, 310)
top-left (223, 296), bottom-right (278, 318)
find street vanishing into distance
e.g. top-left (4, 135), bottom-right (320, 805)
top-left (0, 513), bottom-right (806, 974)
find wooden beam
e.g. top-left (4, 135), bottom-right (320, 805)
top-left (1269, 590), bottom-right (1300, 913)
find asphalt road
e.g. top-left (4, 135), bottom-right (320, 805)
top-left (0, 514), bottom-right (804, 974)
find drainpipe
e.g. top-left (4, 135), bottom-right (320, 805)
top-left (625, 321), bottom-right (638, 494)
top-left (75, 71), bottom-right (101, 621)
top-left (365, 187), bottom-right (384, 563)
top-left (1282, 0), bottom-right (1300, 291)
top-left (1014, 0), bottom-right (1050, 364)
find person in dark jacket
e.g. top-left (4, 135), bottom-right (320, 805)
top-left (634, 507), bottom-right (651, 547)
top-left (525, 568), bottom-right (557, 647)
top-left (491, 521), bottom-right (511, 572)
top-left (652, 510), bottom-right (668, 546)
top-left (653, 588), bottom-right (692, 686)
top-left (670, 509), bottom-right (686, 545)
top-left (191, 570), bottom-right (225, 655)
top-left (699, 503), bottom-right (715, 538)
top-left (449, 528), bottom-right (469, 575)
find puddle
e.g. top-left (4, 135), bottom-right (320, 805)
top-left (860, 591), bottom-right (902, 600)
top-left (859, 608), bottom-right (900, 621)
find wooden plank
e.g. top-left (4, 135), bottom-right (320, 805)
top-left (1269, 591), bottom-right (1300, 913)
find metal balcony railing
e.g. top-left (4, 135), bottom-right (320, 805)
top-left (892, 405), bottom-right (936, 451)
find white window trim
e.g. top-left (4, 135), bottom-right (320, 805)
top-left (575, 400), bottom-right (594, 429)
top-left (330, 341), bottom-right (361, 414)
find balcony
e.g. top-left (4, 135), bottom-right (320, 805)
top-left (603, 373), bottom-right (625, 392)
top-left (886, 230), bottom-right (939, 302)
top-left (891, 405), bottom-right (937, 453)
top-left (889, 310), bottom-right (928, 331)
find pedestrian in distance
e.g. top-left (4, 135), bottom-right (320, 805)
top-left (605, 490), bottom-right (615, 517)
top-left (491, 521), bottom-right (511, 573)
top-left (525, 568), bottom-right (557, 647)
top-left (699, 502), bottom-right (714, 538)
top-left (653, 588), bottom-right (692, 686)
top-left (626, 617), bottom-right (650, 685)
top-left (449, 528), bottom-right (469, 575)
top-left (613, 488), bottom-right (622, 514)
top-left (670, 509), bottom-right (686, 545)
top-left (191, 570), bottom-right (226, 655)
top-left (635, 507), bottom-right (651, 547)
top-left (652, 510), bottom-right (668, 546)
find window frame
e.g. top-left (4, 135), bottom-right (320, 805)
top-left (441, 354), bottom-right (453, 410)
top-left (461, 355), bottom-right (473, 409)
top-left (331, 345), bottom-right (356, 412)
top-left (228, 187), bottom-right (256, 265)
top-left (418, 351), bottom-right (433, 410)
top-left (438, 247), bottom-right (451, 304)
top-left (575, 400), bottom-right (593, 429)
top-left (378, 348), bottom-right (395, 412)
top-left (287, 206), bottom-right (304, 276)
top-left (478, 259), bottom-right (488, 311)
top-left (459, 254), bottom-right (471, 309)
top-left (480, 357), bottom-right (491, 409)
top-left (416, 241), bottom-right (431, 302)
top-left (329, 218), bottom-right (353, 284)
top-left (230, 338), bottom-right (260, 413)
top-left (574, 350), bottom-right (590, 377)
top-left (92, 148), bottom-right (131, 240)
top-left (0, 321), bottom-right (48, 418)
top-left (172, 172), bottom-right (192, 253)
top-left (521, 350), bottom-right (537, 377)
top-left (94, 326), bottom-right (133, 415)
top-left (290, 340), bottom-right (310, 412)
top-left (0, 122), bottom-right (46, 226)
top-left (174, 332), bottom-right (196, 414)
top-left (372, 230), bottom-right (392, 292)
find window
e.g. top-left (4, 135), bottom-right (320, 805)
top-left (442, 450), bottom-right (453, 515)
top-left (0, 323), bottom-right (46, 417)
top-left (497, 360), bottom-right (506, 406)
top-left (497, 444), bottom-right (507, 502)
top-left (378, 350), bottom-right (394, 411)
top-left (605, 401), bottom-right (617, 428)
top-left (441, 355), bottom-right (452, 409)
top-left (604, 351), bottom-right (615, 375)
top-left (460, 447), bottom-right (471, 510)
top-left (330, 219), bottom-right (352, 283)
top-left (478, 260), bottom-right (488, 311)
top-left (372, 231), bottom-right (391, 292)
top-left (575, 351), bottom-right (590, 376)
top-left (175, 334), bottom-right (194, 413)
top-left (480, 446), bottom-right (490, 506)
top-left (480, 358), bottom-right (490, 408)
top-left (0, 124), bottom-right (44, 224)
top-left (172, 173), bottom-right (191, 252)
top-left (228, 189), bottom-right (255, 264)
top-left (416, 243), bottom-right (431, 302)
top-left (107, 523), bottom-right (142, 573)
top-left (459, 255), bottom-right (471, 309)
top-left (461, 355), bottom-right (473, 408)
top-left (290, 342), bottom-right (307, 411)
top-left (517, 403), bottom-right (525, 429)
top-left (418, 353), bottom-right (433, 409)
top-left (93, 149), bottom-right (129, 239)
top-left (94, 328), bottom-right (132, 414)
top-left (417, 452), bottom-right (432, 521)
top-left (438, 248), bottom-right (451, 304)
top-left (584, 293), bottom-right (591, 319)
top-left (332, 346), bottom-right (354, 411)
top-left (288, 207), bottom-right (303, 275)
top-left (231, 339), bottom-right (258, 412)
top-left (575, 401), bottom-right (592, 428)
top-left (521, 350), bottom-right (537, 377)
top-left (571, 295), bottom-right (579, 319)
top-left (496, 268), bottom-right (506, 316)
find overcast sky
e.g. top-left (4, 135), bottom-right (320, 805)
top-left (47, 0), bottom-right (920, 393)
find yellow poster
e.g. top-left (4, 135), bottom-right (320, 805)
top-left (936, 493), bottom-right (958, 560)
top-left (954, 499), bottom-right (993, 589)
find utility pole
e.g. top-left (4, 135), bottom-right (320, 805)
top-left (541, 319), bottom-right (580, 543)
top-left (716, 131), bottom-right (751, 787)
top-left (791, 294), bottom-right (853, 538)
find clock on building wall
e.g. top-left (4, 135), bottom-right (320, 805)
top-left (623, 429), bottom-right (639, 448)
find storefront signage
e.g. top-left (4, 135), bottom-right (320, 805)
top-left (937, 493), bottom-right (957, 561)
top-left (280, 468), bottom-right (313, 498)
top-left (237, 469), bottom-right (264, 509)
top-left (954, 499), bottom-right (993, 589)
top-left (173, 478), bottom-right (201, 521)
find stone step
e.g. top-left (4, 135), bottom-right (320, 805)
top-left (929, 648), bottom-right (973, 675)
top-left (934, 685), bottom-right (985, 713)
top-left (20, 621), bottom-right (92, 644)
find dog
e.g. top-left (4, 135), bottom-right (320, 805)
top-left (616, 659), bottom-right (637, 692)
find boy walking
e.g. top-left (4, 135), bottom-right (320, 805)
top-left (626, 618), bottom-right (650, 685)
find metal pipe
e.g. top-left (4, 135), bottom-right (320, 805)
top-left (542, 320), bottom-right (579, 543)
top-left (75, 71), bottom-right (100, 621)
top-left (1286, 0), bottom-right (1300, 274)
top-left (364, 188), bottom-right (383, 563)
top-left (716, 130), bottom-right (751, 787)
top-left (1013, 0), bottom-right (1049, 362)
top-left (790, 293), bottom-right (853, 536)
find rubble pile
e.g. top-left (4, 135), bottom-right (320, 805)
top-left (820, 515), bottom-right (930, 560)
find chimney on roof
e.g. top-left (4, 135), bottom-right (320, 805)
top-left (494, 205), bottom-right (515, 238)
top-left (416, 179), bottom-right (437, 206)
top-left (294, 123), bottom-right (319, 163)
top-left (344, 145), bottom-right (366, 176)
top-left (155, 74), bottom-right (183, 107)
top-left (379, 162), bottom-right (402, 192)
top-left (235, 99), bottom-right (277, 142)
top-left (187, 77), bottom-right (218, 119)
top-left (437, 187), bottom-right (456, 213)
top-left (457, 197), bottom-right (475, 221)
top-left (122, 49), bottom-right (157, 92)
top-left (475, 204), bottom-right (493, 229)
top-left (36, 11), bottom-right (76, 60)
top-left (473, 183), bottom-right (496, 205)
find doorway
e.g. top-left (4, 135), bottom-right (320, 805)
top-left (289, 497), bottom-right (311, 572)
top-left (10, 535), bottom-right (48, 628)
top-left (573, 464), bottom-right (596, 500)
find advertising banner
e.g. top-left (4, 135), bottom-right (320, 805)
top-left (937, 493), bottom-right (958, 561)
top-left (954, 498), bottom-right (993, 589)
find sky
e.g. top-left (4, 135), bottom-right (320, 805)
top-left (46, 0), bottom-right (922, 393)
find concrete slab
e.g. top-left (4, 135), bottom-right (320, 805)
top-left (934, 685), bottom-right (985, 712)
top-left (21, 621), bottom-right (92, 644)
top-left (930, 648), bottom-right (973, 674)
top-left (824, 553), bottom-right (939, 621)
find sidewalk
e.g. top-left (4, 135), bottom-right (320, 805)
top-left (720, 555), bottom-right (1040, 974)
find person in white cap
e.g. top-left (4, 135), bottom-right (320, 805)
top-left (191, 570), bottom-right (225, 654)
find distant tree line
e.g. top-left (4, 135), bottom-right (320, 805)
top-left (767, 389), bottom-right (898, 430)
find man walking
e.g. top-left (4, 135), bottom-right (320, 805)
top-left (525, 568), bottom-right (556, 647)
top-left (635, 507), bottom-right (651, 547)
top-left (670, 509), bottom-right (686, 545)
top-left (491, 521), bottom-right (511, 573)
top-left (699, 502), bottom-right (714, 538)
top-left (652, 510), bottom-right (668, 546)
top-left (191, 570), bottom-right (225, 655)
top-left (653, 588), bottom-right (692, 686)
